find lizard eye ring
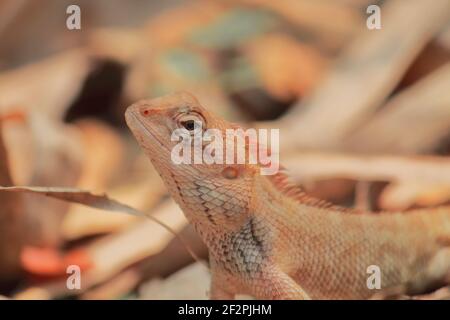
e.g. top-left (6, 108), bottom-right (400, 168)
top-left (176, 112), bottom-right (206, 135)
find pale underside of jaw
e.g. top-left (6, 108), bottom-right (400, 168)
top-left (127, 112), bottom-right (170, 153)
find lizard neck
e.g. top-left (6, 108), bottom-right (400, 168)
top-left (250, 174), bottom-right (352, 227)
top-left (261, 170), bottom-right (355, 214)
top-left (165, 173), bottom-right (254, 240)
top-left (179, 172), bottom-right (329, 241)
top-left (252, 175), bottom-right (306, 216)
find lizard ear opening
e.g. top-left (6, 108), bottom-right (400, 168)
top-left (222, 166), bottom-right (239, 179)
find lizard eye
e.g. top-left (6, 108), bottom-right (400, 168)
top-left (181, 119), bottom-right (196, 131)
top-left (176, 113), bottom-right (205, 134)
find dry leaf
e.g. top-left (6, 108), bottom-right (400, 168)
top-left (284, 153), bottom-right (450, 185)
top-left (0, 121), bottom-right (24, 283)
top-left (81, 268), bottom-right (141, 300)
top-left (1, 186), bottom-right (200, 299)
top-left (0, 186), bottom-right (144, 217)
top-left (243, 33), bottom-right (327, 100)
top-left (233, 0), bottom-right (362, 50)
top-left (88, 28), bottom-right (144, 64)
top-left (0, 49), bottom-right (91, 121)
top-left (87, 199), bottom-right (188, 283)
top-left (346, 63), bottom-right (450, 154)
top-left (143, 1), bottom-right (227, 49)
top-left (62, 152), bottom-right (167, 240)
top-left (139, 262), bottom-right (210, 300)
top-left (21, 113), bottom-right (84, 246)
top-left (260, 0), bottom-right (450, 151)
top-left (74, 119), bottom-right (125, 191)
top-left (284, 152), bottom-right (450, 209)
top-left (380, 183), bottom-right (450, 210)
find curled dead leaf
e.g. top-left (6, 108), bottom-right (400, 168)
top-left (0, 185), bottom-right (202, 266)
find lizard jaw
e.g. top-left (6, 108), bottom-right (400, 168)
top-left (125, 108), bottom-right (169, 153)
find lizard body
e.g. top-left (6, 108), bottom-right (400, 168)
top-left (125, 92), bottom-right (450, 300)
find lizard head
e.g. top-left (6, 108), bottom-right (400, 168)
top-left (125, 92), bottom-right (259, 227)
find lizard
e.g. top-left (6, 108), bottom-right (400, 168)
top-left (125, 91), bottom-right (450, 300)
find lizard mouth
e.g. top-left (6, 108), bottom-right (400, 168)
top-left (125, 106), bottom-right (201, 176)
top-left (125, 111), bottom-right (169, 153)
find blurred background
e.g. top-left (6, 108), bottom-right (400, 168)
top-left (0, 0), bottom-right (449, 299)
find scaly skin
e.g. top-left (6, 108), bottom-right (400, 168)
top-left (125, 92), bottom-right (450, 300)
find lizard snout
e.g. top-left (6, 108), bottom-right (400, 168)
top-left (125, 100), bottom-right (157, 120)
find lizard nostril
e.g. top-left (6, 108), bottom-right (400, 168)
top-left (142, 109), bottom-right (150, 116)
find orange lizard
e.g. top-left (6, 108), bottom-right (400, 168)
top-left (125, 92), bottom-right (450, 300)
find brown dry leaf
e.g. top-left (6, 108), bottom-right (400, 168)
top-left (438, 21), bottom-right (450, 51)
top-left (138, 262), bottom-right (210, 300)
top-left (346, 63), bottom-right (450, 154)
top-left (1, 110), bottom-right (85, 248)
top-left (399, 41), bottom-right (450, 88)
top-left (88, 28), bottom-right (144, 65)
top-left (0, 187), bottom-right (200, 299)
top-left (138, 224), bottom-right (208, 280)
top-left (142, 1), bottom-right (227, 48)
top-left (26, 113), bottom-right (83, 187)
top-left (125, 47), bottom-right (243, 121)
top-left (414, 186), bottom-right (450, 207)
top-left (87, 199), bottom-right (189, 283)
top-left (13, 198), bottom-right (191, 299)
top-left (233, 0), bottom-right (362, 50)
top-left (413, 286), bottom-right (450, 300)
top-left (243, 33), bottom-right (328, 100)
top-left (0, 52), bottom-right (89, 246)
top-left (61, 179), bottom-right (164, 240)
top-left (0, 0), bottom-right (27, 45)
top-left (125, 4), bottom-right (245, 122)
top-left (1, 112), bottom-right (34, 185)
top-left (0, 186), bottom-right (182, 248)
top-left (380, 183), bottom-right (450, 211)
top-left (19, 113), bottom-right (84, 246)
top-left (284, 153), bottom-right (450, 185)
top-left (29, 211), bottom-right (192, 299)
top-left (260, 0), bottom-right (450, 152)
top-left (62, 148), bottom-right (167, 240)
top-left (14, 287), bottom-right (51, 300)
top-left (60, 119), bottom-right (140, 240)
top-left (0, 121), bottom-right (24, 284)
top-left (301, 179), bottom-right (356, 206)
top-left (74, 119), bottom-right (126, 191)
top-left (354, 181), bottom-right (371, 211)
top-left (0, 186), bottom-right (145, 217)
top-left (78, 225), bottom-right (208, 299)
top-left (138, 261), bottom-right (251, 300)
top-left (284, 153), bottom-right (450, 209)
top-left (0, 49), bottom-right (91, 121)
top-left (81, 268), bottom-right (141, 300)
